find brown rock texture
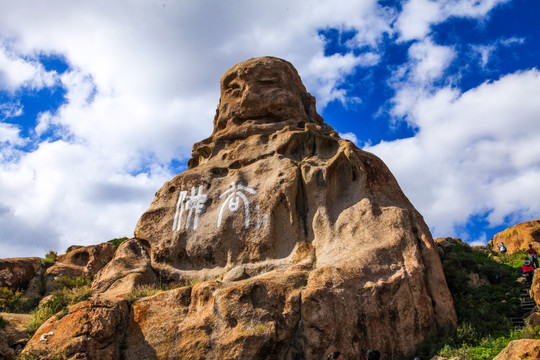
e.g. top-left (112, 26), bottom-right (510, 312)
top-left (488, 218), bottom-right (540, 253)
top-left (492, 339), bottom-right (540, 359)
top-left (91, 238), bottom-right (157, 298)
top-left (45, 242), bottom-right (116, 294)
top-left (530, 268), bottom-right (540, 307)
top-left (0, 258), bottom-right (42, 290)
top-left (18, 57), bottom-right (457, 359)
top-left (131, 56), bottom-right (455, 358)
top-left (22, 297), bottom-right (129, 360)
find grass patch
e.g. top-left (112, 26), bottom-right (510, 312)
top-left (41, 250), bottom-right (57, 268)
top-left (127, 279), bottom-right (202, 303)
top-left (26, 277), bottom-right (92, 334)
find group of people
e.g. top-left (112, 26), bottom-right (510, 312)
top-left (497, 241), bottom-right (538, 284)
top-left (522, 243), bottom-right (539, 284)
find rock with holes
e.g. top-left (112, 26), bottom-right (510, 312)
top-left (127, 57), bottom-right (457, 358)
top-left (22, 57), bottom-right (456, 359)
top-left (44, 242), bottom-right (116, 295)
top-left (488, 218), bottom-right (540, 254)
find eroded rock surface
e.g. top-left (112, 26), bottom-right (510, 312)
top-left (22, 297), bottom-right (129, 360)
top-left (493, 339), bottom-right (540, 359)
top-left (22, 57), bottom-right (457, 359)
top-left (45, 242), bottom-right (116, 295)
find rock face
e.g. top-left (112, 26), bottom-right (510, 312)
top-left (0, 258), bottom-right (42, 291)
top-left (493, 339), bottom-right (540, 359)
top-left (45, 242), bottom-right (116, 294)
top-left (22, 297), bottom-right (129, 360)
top-left (488, 218), bottom-right (540, 253)
top-left (25, 56), bottom-right (456, 359)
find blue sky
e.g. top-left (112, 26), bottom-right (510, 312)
top-left (1, 0), bottom-right (539, 257)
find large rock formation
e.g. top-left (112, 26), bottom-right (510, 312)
top-left (23, 56), bottom-right (456, 359)
top-left (488, 218), bottom-right (540, 253)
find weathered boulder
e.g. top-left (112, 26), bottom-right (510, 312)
top-left (19, 56), bottom-right (456, 359)
top-left (0, 312), bottom-right (32, 357)
top-left (130, 56), bottom-right (456, 358)
top-left (22, 297), bottom-right (129, 360)
top-left (488, 218), bottom-right (540, 253)
top-left (123, 272), bottom-right (306, 360)
top-left (0, 258), bottom-right (42, 291)
top-left (58, 242), bottom-right (116, 275)
top-left (527, 311), bottom-right (540, 326)
top-left (45, 242), bottom-right (116, 294)
top-left (91, 238), bottom-right (157, 298)
top-left (493, 339), bottom-right (540, 359)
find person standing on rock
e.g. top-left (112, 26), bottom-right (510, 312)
top-left (526, 244), bottom-right (539, 268)
top-left (522, 260), bottom-right (535, 285)
top-left (497, 242), bottom-right (507, 254)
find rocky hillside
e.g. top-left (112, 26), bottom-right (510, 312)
top-left (4, 56), bottom-right (527, 359)
top-left (488, 218), bottom-right (540, 254)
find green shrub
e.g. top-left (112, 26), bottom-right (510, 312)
top-left (0, 314), bottom-right (7, 329)
top-left (107, 236), bottom-right (128, 248)
top-left (0, 287), bottom-right (32, 312)
top-left (54, 275), bottom-right (92, 289)
top-left (41, 250), bottom-right (58, 267)
top-left (414, 243), bottom-right (532, 359)
top-left (26, 283), bottom-right (92, 334)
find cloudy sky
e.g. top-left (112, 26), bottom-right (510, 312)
top-left (1, 0), bottom-right (539, 257)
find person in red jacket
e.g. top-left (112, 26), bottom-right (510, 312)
top-left (526, 244), bottom-right (539, 268)
top-left (522, 260), bottom-right (535, 284)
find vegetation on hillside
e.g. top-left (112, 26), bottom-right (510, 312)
top-left (41, 250), bottom-right (57, 268)
top-left (414, 243), bottom-right (540, 359)
top-left (107, 236), bottom-right (128, 248)
top-left (26, 275), bottom-right (92, 334)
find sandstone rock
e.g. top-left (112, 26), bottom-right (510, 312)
top-left (130, 56), bottom-right (456, 358)
top-left (44, 242), bottom-right (116, 294)
top-left (0, 257), bottom-right (42, 291)
top-left (21, 57), bottom-right (456, 359)
top-left (434, 237), bottom-right (467, 257)
top-left (123, 272), bottom-right (307, 360)
top-left (530, 268), bottom-right (540, 307)
top-left (488, 218), bottom-right (540, 253)
top-left (467, 273), bottom-right (489, 289)
top-left (91, 238), bottom-right (157, 298)
top-left (0, 312), bottom-right (33, 350)
top-left (22, 296), bottom-right (129, 360)
top-left (57, 242), bottom-right (116, 275)
top-left (493, 339), bottom-right (540, 359)
top-left (527, 311), bottom-right (540, 326)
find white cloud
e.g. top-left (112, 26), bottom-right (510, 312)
top-left (0, 45), bottom-right (58, 93)
top-left (0, 0), bottom-right (396, 257)
top-left (389, 38), bottom-right (456, 118)
top-left (367, 69), bottom-right (540, 238)
top-left (394, 0), bottom-right (509, 42)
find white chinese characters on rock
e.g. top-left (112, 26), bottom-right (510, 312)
top-left (172, 185), bottom-right (208, 231)
top-left (171, 182), bottom-right (268, 232)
